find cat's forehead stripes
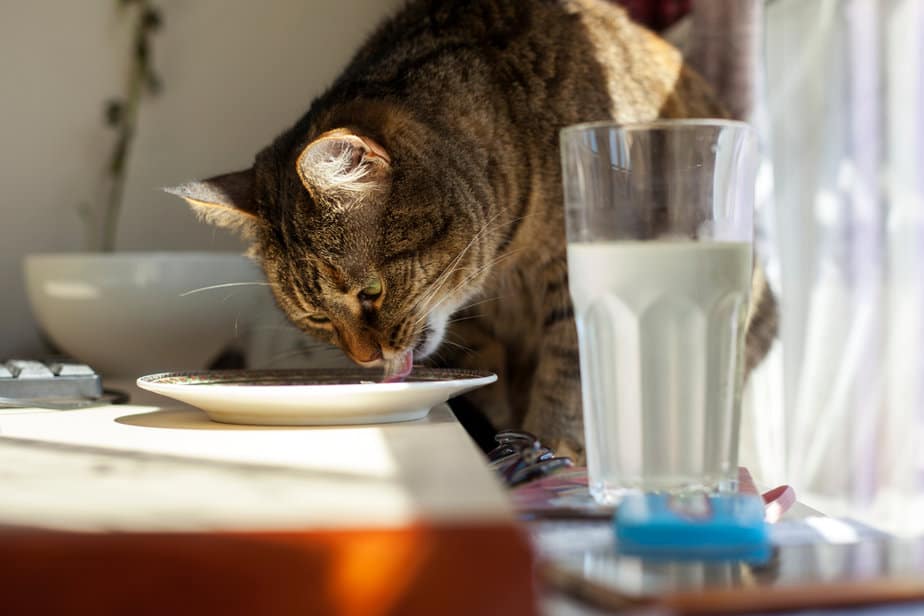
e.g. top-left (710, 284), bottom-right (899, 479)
top-left (295, 261), bottom-right (322, 299)
top-left (293, 256), bottom-right (371, 321)
top-left (288, 278), bottom-right (318, 315)
top-left (300, 256), bottom-right (349, 295)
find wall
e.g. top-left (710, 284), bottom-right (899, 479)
top-left (0, 0), bottom-right (404, 358)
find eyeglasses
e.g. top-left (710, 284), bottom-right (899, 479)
top-left (487, 430), bottom-right (574, 487)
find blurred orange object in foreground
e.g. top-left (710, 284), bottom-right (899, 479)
top-left (0, 523), bottom-right (537, 616)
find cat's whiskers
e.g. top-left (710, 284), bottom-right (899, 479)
top-left (414, 247), bottom-right (526, 327)
top-left (445, 313), bottom-right (486, 325)
top-left (433, 330), bottom-right (478, 361)
top-left (403, 210), bottom-right (507, 316)
top-left (261, 343), bottom-right (346, 367)
top-left (441, 296), bottom-right (505, 327)
top-left (406, 212), bottom-right (532, 321)
top-left (439, 338), bottom-right (474, 354)
top-left (425, 348), bottom-right (447, 366)
top-left (413, 264), bottom-right (503, 326)
top-left (407, 208), bottom-right (525, 312)
top-left (454, 294), bottom-right (504, 314)
top-left (248, 324), bottom-right (307, 333)
top-left (179, 281), bottom-right (271, 297)
top-left (261, 348), bottom-right (314, 366)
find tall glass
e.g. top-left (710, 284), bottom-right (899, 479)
top-left (560, 120), bottom-right (758, 504)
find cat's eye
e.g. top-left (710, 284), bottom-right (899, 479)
top-left (307, 314), bottom-right (330, 324)
top-left (359, 278), bottom-right (383, 301)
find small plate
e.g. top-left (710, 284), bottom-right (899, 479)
top-left (137, 368), bottom-right (497, 426)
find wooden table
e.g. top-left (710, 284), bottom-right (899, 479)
top-left (0, 402), bottom-right (537, 615)
top-left (11, 397), bottom-right (921, 615)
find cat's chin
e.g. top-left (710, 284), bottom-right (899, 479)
top-left (412, 336), bottom-right (436, 359)
top-left (413, 316), bottom-right (446, 359)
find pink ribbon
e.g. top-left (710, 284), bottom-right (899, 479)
top-left (738, 467), bottom-right (796, 523)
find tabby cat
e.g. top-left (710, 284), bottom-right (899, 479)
top-left (168, 0), bottom-right (776, 459)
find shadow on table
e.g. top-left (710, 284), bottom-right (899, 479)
top-left (115, 405), bottom-right (457, 431)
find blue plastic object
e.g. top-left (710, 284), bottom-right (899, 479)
top-left (614, 492), bottom-right (771, 561)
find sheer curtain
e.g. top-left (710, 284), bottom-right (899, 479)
top-left (738, 0), bottom-right (924, 534)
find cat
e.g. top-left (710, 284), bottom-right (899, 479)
top-left (167, 0), bottom-right (777, 459)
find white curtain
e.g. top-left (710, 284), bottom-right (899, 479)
top-left (740, 0), bottom-right (924, 534)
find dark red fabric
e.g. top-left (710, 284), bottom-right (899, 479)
top-left (614, 0), bottom-right (692, 31)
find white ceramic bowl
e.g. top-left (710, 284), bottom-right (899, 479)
top-left (23, 252), bottom-right (270, 377)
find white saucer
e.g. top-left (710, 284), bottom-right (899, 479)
top-left (136, 368), bottom-right (497, 426)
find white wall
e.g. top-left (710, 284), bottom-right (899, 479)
top-left (0, 0), bottom-right (405, 359)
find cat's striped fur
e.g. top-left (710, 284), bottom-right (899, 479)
top-left (169, 0), bottom-right (777, 458)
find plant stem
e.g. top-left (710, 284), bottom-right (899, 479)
top-left (99, 0), bottom-right (157, 252)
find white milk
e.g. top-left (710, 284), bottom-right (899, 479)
top-left (567, 241), bottom-right (752, 501)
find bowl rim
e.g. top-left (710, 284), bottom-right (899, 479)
top-left (24, 251), bottom-right (253, 263)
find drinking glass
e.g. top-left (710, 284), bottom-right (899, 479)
top-left (560, 120), bottom-right (758, 504)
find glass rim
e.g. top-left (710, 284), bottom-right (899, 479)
top-left (560, 118), bottom-right (754, 138)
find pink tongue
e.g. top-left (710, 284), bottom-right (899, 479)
top-left (382, 350), bottom-right (414, 383)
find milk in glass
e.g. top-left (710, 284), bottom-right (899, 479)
top-left (567, 240), bottom-right (752, 502)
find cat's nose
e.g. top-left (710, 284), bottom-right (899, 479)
top-left (347, 344), bottom-right (382, 364)
top-left (354, 346), bottom-right (383, 364)
top-left (340, 329), bottom-right (383, 364)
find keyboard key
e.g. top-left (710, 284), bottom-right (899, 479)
top-left (6, 360), bottom-right (54, 379)
top-left (49, 363), bottom-right (96, 377)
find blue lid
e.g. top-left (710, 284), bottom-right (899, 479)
top-left (614, 492), bottom-right (771, 562)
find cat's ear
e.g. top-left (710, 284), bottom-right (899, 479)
top-left (296, 129), bottom-right (391, 203)
top-left (164, 169), bottom-right (258, 234)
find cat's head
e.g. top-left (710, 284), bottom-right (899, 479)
top-left (167, 122), bottom-right (492, 371)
